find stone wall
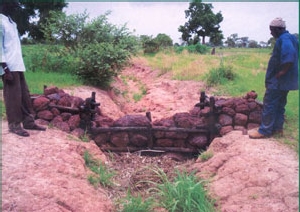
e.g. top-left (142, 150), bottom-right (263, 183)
top-left (32, 87), bottom-right (262, 153)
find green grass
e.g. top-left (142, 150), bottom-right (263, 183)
top-left (116, 193), bottom-right (154, 212)
top-left (141, 47), bottom-right (299, 153)
top-left (154, 169), bottom-right (215, 212)
top-left (199, 150), bottom-right (214, 162)
top-left (83, 151), bottom-right (115, 188)
top-left (115, 166), bottom-right (215, 212)
top-left (25, 71), bottom-right (81, 94)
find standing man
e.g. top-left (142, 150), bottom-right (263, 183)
top-left (1, 0), bottom-right (46, 137)
top-left (249, 17), bottom-right (298, 139)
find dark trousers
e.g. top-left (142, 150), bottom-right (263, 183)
top-left (258, 89), bottom-right (289, 136)
top-left (2, 72), bottom-right (35, 128)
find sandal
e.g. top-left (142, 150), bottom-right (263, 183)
top-left (9, 128), bottom-right (30, 137)
top-left (24, 124), bottom-right (46, 131)
top-left (9, 123), bottom-right (30, 137)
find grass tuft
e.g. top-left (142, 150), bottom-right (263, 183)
top-left (83, 151), bottom-right (115, 188)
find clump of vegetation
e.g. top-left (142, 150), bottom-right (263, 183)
top-left (116, 193), bottom-right (154, 212)
top-left (41, 11), bottom-right (139, 88)
top-left (115, 166), bottom-right (215, 212)
top-left (83, 151), bottom-right (115, 188)
top-left (154, 170), bottom-right (215, 212)
top-left (174, 43), bottom-right (209, 54)
top-left (140, 34), bottom-right (173, 54)
top-left (205, 64), bottom-right (236, 87)
top-left (199, 150), bottom-right (214, 162)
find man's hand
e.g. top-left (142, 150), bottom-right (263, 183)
top-left (2, 65), bottom-right (14, 82)
top-left (276, 62), bottom-right (293, 79)
top-left (1, 63), bottom-right (14, 83)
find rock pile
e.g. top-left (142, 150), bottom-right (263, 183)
top-left (32, 87), bottom-right (262, 153)
top-left (32, 86), bottom-right (114, 138)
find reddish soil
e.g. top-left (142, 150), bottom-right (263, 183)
top-left (1, 58), bottom-right (298, 212)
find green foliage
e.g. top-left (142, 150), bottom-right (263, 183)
top-left (141, 34), bottom-right (173, 54)
top-left (174, 44), bottom-right (209, 54)
top-left (41, 11), bottom-right (139, 88)
top-left (205, 64), bottom-right (236, 87)
top-left (155, 170), bottom-right (215, 212)
top-left (186, 43), bottom-right (209, 54)
top-left (153, 33), bottom-right (173, 47)
top-left (24, 44), bottom-right (79, 74)
top-left (117, 193), bottom-right (154, 212)
top-left (199, 150), bottom-right (214, 161)
top-left (179, 2), bottom-right (223, 45)
top-left (83, 151), bottom-right (115, 188)
top-left (41, 10), bottom-right (88, 49)
top-left (15, 0), bottom-right (67, 39)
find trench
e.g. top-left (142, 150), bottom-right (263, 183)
top-left (32, 86), bottom-right (263, 208)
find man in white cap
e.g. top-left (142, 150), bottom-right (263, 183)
top-left (249, 17), bottom-right (298, 139)
top-left (1, 0), bottom-right (46, 136)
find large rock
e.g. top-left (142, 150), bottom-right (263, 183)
top-left (113, 115), bottom-right (151, 127)
top-left (219, 114), bottom-right (233, 126)
top-left (68, 115), bottom-right (81, 131)
top-left (130, 133), bottom-right (149, 147)
top-left (249, 110), bottom-right (262, 124)
top-left (189, 135), bottom-right (208, 148)
top-left (33, 96), bottom-right (50, 112)
top-left (173, 112), bottom-right (202, 128)
top-left (111, 132), bottom-right (129, 147)
top-left (156, 138), bottom-right (173, 147)
top-left (234, 113), bottom-right (248, 126)
top-left (37, 110), bottom-right (53, 121)
top-left (235, 103), bottom-right (249, 115)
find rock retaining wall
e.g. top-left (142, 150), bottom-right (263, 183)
top-left (32, 87), bottom-right (262, 153)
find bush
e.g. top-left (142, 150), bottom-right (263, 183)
top-left (76, 42), bottom-right (130, 87)
top-left (186, 43), bottom-right (209, 54)
top-left (41, 11), bottom-right (139, 87)
top-left (205, 64), bottom-right (236, 87)
top-left (174, 44), bottom-right (209, 54)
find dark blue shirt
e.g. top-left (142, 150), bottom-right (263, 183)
top-left (265, 31), bottom-right (299, 90)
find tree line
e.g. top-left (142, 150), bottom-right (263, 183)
top-left (11, 0), bottom-right (297, 88)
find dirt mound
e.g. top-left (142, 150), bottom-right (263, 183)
top-left (192, 131), bottom-right (299, 212)
top-left (1, 58), bottom-right (299, 211)
top-left (1, 123), bottom-right (113, 212)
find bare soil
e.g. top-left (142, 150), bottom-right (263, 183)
top-left (1, 58), bottom-right (299, 212)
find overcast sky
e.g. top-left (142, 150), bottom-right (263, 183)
top-left (64, 1), bottom-right (299, 44)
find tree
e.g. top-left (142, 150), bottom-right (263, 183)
top-left (11, 0), bottom-right (67, 41)
top-left (140, 34), bottom-right (173, 54)
top-left (225, 33), bottom-right (238, 47)
top-left (153, 33), bottom-right (173, 47)
top-left (248, 40), bottom-right (258, 48)
top-left (41, 10), bottom-right (88, 48)
top-left (178, 1), bottom-right (223, 45)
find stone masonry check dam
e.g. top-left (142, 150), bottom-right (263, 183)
top-left (32, 86), bottom-right (262, 154)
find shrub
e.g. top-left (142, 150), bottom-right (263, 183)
top-left (186, 43), bottom-right (209, 54)
top-left (41, 11), bottom-right (139, 87)
top-left (76, 42), bottom-right (129, 87)
top-left (205, 64), bottom-right (236, 87)
top-left (174, 43), bottom-right (209, 55)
